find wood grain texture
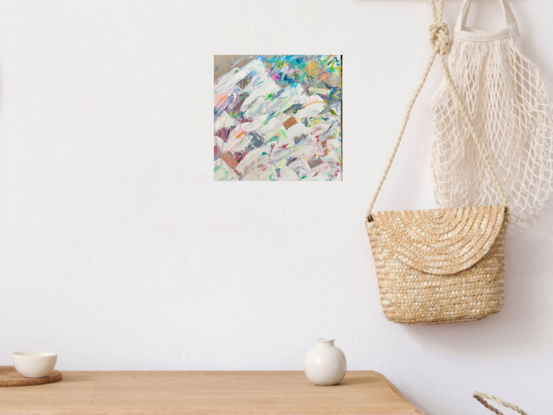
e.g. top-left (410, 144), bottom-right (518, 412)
top-left (0, 371), bottom-right (424, 415)
top-left (0, 366), bottom-right (62, 387)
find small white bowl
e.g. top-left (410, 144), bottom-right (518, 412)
top-left (13, 352), bottom-right (57, 378)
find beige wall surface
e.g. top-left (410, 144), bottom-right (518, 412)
top-left (0, 2), bottom-right (551, 415)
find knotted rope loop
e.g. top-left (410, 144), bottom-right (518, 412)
top-left (473, 392), bottom-right (528, 415)
top-left (365, 0), bottom-right (507, 221)
top-left (429, 22), bottom-right (451, 55)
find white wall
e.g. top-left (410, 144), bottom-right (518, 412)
top-left (0, 0), bottom-right (551, 413)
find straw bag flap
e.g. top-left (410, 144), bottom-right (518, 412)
top-left (367, 205), bottom-right (505, 275)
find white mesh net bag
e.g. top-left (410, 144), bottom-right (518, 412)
top-left (429, 0), bottom-right (553, 222)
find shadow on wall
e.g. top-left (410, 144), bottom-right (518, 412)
top-left (404, 198), bottom-right (553, 357)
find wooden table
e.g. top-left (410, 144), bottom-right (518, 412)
top-left (0, 371), bottom-right (424, 415)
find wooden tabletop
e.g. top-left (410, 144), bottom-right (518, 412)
top-left (0, 371), bottom-right (424, 415)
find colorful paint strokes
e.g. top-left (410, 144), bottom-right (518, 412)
top-left (214, 55), bottom-right (342, 181)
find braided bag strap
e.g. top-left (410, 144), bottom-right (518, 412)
top-left (474, 392), bottom-right (529, 415)
top-left (366, 0), bottom-right (507, 221)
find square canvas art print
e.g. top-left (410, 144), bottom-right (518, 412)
top-left (214, 55), bottom-right (342, 181)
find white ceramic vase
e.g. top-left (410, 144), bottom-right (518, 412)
top-left (304, 338), bottom-right (347, 386)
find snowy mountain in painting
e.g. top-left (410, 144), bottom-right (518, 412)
top-left (214, 55), bottom-right (342, 181)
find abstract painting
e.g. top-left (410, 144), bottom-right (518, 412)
top-left (214, 55), bottom-right (342, 181)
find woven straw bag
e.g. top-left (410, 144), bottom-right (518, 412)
top-left (474, 392), bottom-right (528, 415)
top-left (365, 0), bottom-right (509, 325)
